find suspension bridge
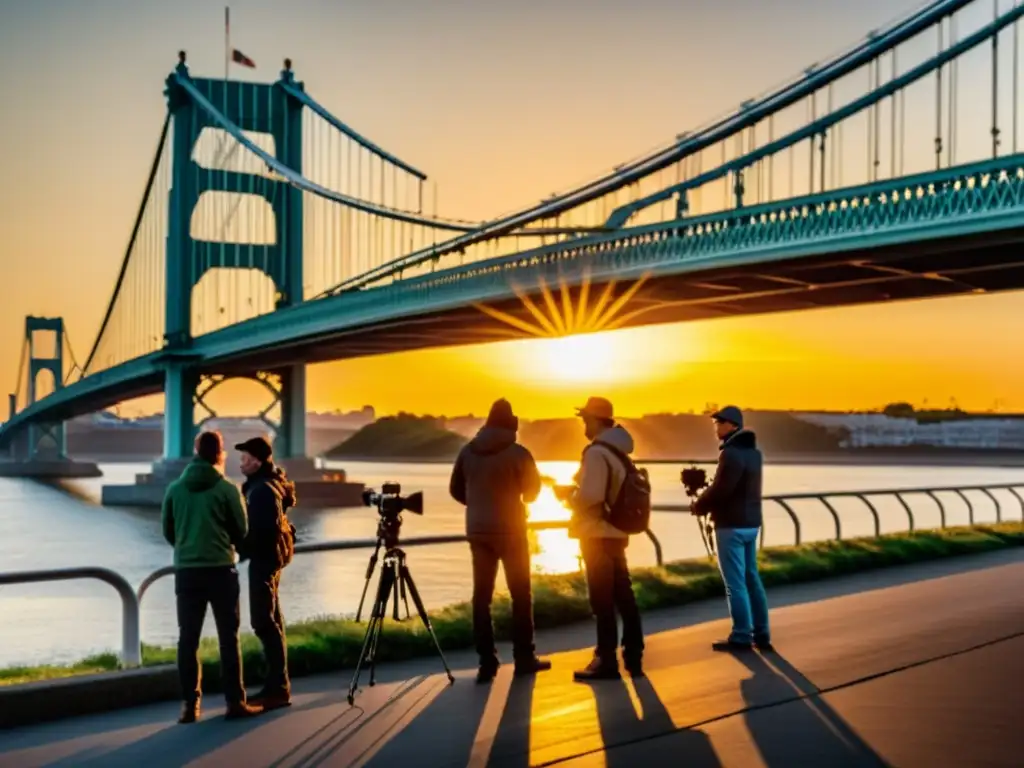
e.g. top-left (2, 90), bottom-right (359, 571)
top-left (5, 0), bottom-right (1024, 495)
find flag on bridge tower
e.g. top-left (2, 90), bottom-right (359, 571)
top-left (232, 48), bottom-right (256, 68)
top-left (224, 7), bottom-right (256, 72)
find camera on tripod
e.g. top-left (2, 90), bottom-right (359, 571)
top-left (681, 466), bottom-right (708, 497)
top-left (349, 481), bottom-right (454, 704)
top-left (362, 482), bottom-right (424, 519)
top-left (362, 483), bottom-right (424, 548)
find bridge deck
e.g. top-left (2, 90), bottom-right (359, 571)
top-left (1, 550), bottom-right (1021, 767)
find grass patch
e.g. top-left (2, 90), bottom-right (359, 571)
top-left (3, 522), bottom-right (1021, 689)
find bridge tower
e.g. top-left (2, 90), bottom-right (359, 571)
top-left (161, 53), bottom-right (306, 465)
top-left (24, 316), bottom-right (67, 459)
top-left (0, 317), bottom-right (100, 478)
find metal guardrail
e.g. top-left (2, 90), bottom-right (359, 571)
top-left (1, 482), bottom-right (1021, 669)
top-left (0, 567), bottom-right (141, 667)
top-left (653, 483), bottom-right (1024, 548)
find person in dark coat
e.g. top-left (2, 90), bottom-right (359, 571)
top-left (449, 399), bottom-right (551, 683)
top-left (235, 436), bottom-right (297, 709)
top-left (691, 406), bottom-right (772, 653)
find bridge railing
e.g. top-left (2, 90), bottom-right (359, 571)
top-left (0, 481), bottom-right (1021, 669)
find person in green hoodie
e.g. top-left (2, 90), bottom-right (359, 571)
top-left (161, 430), bottom-right (262, 724)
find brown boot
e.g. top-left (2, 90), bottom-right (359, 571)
top-left (178, 700), bottom-right (200, 725)
top-left (224, 701), bottom-right (264, 720)
top-left (249, 689), bottom-right (292, 711)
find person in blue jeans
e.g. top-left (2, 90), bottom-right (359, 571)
top-left (691, 406), bottom-right (773, 653)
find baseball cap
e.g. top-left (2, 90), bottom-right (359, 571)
top-left (234, 435), bottom-right (273, 463)
top-left (711, 405), bottom-right (744, 429)
top-left (575, 396), bottom-right (614, 421)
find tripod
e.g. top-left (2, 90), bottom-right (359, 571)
top-left (347, 538), bottom-right (455, 705)
top-left (686, 490), bottom-right (717, 560)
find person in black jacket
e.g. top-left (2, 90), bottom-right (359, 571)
top-left (235, 436), bottom-right (297, 709)
top-left (691, 406), bottom-right (772, 653)
top-left (449, 398), bottom-right (551, 683)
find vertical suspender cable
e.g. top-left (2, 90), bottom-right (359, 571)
top-left (891, 50), bottom-right (898, 179)
top-left (993, 0), bottom-right (1001, 159)
top-left (1015, 2), bottom-right (1020, 153)
top-left (936, 21), bottom-right (944, 170)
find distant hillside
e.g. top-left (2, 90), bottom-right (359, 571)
top-left (321, 411), bottom-right (846, 462)
top-left (325, 413), bottom-right (467, 460)
top-left (515, 412), bottom-right (845, 461)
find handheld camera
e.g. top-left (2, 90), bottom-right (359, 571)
top-left (681, 466), bottom-right (708, 498)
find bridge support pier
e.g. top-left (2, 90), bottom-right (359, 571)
top-left (100, 363), bottom-right (364, 508)
top-left (162, 362), bottom-right (200, 462)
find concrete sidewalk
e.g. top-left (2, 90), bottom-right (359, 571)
top-left (1, 550), bottom-right (1022, 767)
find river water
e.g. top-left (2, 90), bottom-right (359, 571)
top-left (1, 460), bottom-right (1022, 668)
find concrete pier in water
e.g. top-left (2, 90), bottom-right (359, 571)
top-left (0, 457), bottom-right (102, 479)
top-left (100, 456), bottom-right (365, 508)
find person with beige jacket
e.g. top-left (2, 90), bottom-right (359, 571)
top-left (568, 397), bottom-right (645, 682)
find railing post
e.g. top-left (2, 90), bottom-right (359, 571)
top-left (926, 491), bottom-right (947, 528)
top-left (819, 496), bottom-right (843, 540)
top-left (892, 493), bottom-right (914, 532)
top-left (856, 494), bottom-right (883, 537)
top-left (644, 529), bottom-right (664, 567)
top-left (774, 499), bottom-right (802, 545)
top-left (1007, 487), bottom-right (1024, 520)
top-left (979, 488), bottom-right (1002, 523)
top-left (953, 489), bottom-right (974, 526)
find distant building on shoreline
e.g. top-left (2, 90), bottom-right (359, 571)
top-left (795, 412), bottom-right (1024, 450)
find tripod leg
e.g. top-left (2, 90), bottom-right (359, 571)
top-left (369, 563), bottom-right (397, 689)
top-left (399, 568), bottom-right (412, 621)
top-left (391, 560), bottom-right (401, 622)
top-left (348, 612), bottom-right (381, 705)
top-left (400, 564), bottom-right (455, 685)
top-left (356, 539), bottom-right (383, 622)
top-left (348, 557), bottom-right (393, 704)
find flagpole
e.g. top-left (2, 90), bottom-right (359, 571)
top-left (224, 6), bottom-right (230, 81)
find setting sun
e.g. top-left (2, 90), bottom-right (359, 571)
top-left (474, 325), bottom-right (704, 392)
top-left (538, 334), bottom-right (625, 383)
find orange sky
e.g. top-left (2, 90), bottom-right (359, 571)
top-left (3, 0), bottom-right (1024, 421)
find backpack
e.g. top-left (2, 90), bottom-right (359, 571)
top-left (276, 511), bottom-right (296, 569)
top-left (590, 440), bottom-right (652, 535)
top-left (249, 479), bottom-right (297, 569)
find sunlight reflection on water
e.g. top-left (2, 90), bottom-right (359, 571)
top-left (526, 461), bottom-right (581, 575)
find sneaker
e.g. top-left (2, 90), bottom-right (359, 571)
top-left (224, 701), bottom-right (264, 720)
top-left (178, 700), bottom-right (200, 725)
top-left (711, 639), bottom-right (754, 653)
top-left (513, 657), bottom-right (552, 677)
top-left (754, 637), bottom-right (774, 653)
top-left (573, 657), bottom-right (621, 682)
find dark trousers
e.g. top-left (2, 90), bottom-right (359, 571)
top-left (579, 537), bottom-right (644, 664)
top-left (249, 562), bottom-right (290, 694)
top-left (174, 565), bottom-right (246, 705)
top-left (470, 534), bottom-right (536, 667)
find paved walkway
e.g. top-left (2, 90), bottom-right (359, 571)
top-left (1, 550), bottom-right (1022, 767)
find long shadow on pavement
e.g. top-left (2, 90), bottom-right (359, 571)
top-left (592, 676), bottom-right (721, 768)
top-left (734, 651), bottom-right (890, 767)
top-left (358, 669), bottom-right (533, 768)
